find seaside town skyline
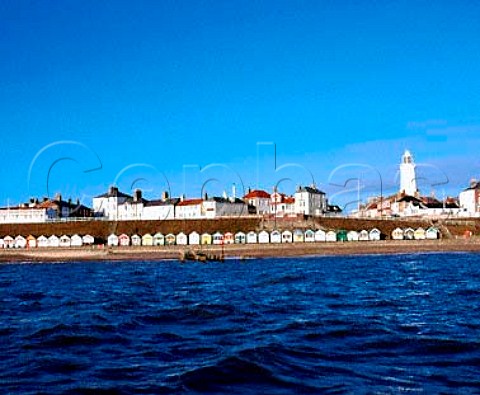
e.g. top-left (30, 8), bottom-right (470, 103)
top-left (1, 149), bottom-right (480, 223)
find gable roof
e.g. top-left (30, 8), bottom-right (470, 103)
top-left (297, 185), bottom-right (325, 195)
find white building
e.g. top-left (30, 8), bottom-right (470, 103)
top-left (270, 191), bottom-right (296, 218)
top-left (294, 185), bottom-right (327, 216)
top-left (243, 190), bottom-right (271, 215)
top-left (93, 187), bottom-right (132, 220)
top-left (459, 180), bottom-right (480, 216)
top-left (0, 207), bottom-right (53, 224)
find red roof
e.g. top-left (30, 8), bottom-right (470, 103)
top-left (177, 199), bottom-right (203, 207)
top-left (244, 190), bottom-right (271, 199)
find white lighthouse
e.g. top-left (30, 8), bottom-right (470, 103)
top-left (400, 150), bottom-right (418, 196)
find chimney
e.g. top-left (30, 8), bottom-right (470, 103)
top-left (43, 197), bottom-right (49, 202)
top-left (162, 191), bottom-right (169, 201)
top-left (180, 194), bottom-right (185, 202)
top-left (232, 183), bottom-right (236, 200)
top-left (470, 178), bottom-right (477, 188)
top-left (204, 192), bottom-right (208, 200)
top-left (134, 189), bottom-right (142, 202)
top-left (55, 193), bottom-right (62, 202)
top-left (109, 186), bottom-right (118, 196)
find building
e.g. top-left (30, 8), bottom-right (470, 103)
top-left (270, 190), bottom-right (296, 218)
top-left (294, 185), bottom-right (327, 216)
top-left (243, 189), bottom-right (271, 215)
top-left (459, 180), bottom-right (480, 216)
top-left (93, 187), bottom-right (133, 219)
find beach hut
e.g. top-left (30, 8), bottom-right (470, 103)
top-left (107, 234), bottom-right (119, 246)
top-left (165, 233), bottom-right (176, 246)
top-left (15, 235), bottom-right (27, 249)
top-left (258, 230), bottom-right (270, 244)
top-left (201, 233), bottom-right (212, 245)
top-left (188, 231), bottom-right (200, 245)
top-left (391, 227), bottom-right (404, 240)
top-left (304, 229), bottom-right (315, 243)
top-left (71, 234), bottom-right (83, 247)
top-left (326, 231), bottom-right (337, 242)
top-left (414, 227), bottom-right (426, 240)
top-left (119, 234), bottom-right (130, 246)
top-left (314, 229), bottom-right (326, 242)
top-left (347, 230), bottom-right (359, 242)
top-left (153, 233), bottom-right (165, 246)
top-left (131, 234), bottom-right (142, 246)
top-left (27, 235), bottom-right (37, 248)
top-left (48, 235), bottom-right (60, 248)
top-left (282, 230), bottom-right (293, 243)
top-left (369, 228), bottom-right (381, 241)
top-left (37, 235), bottom-right (48, 248)
top-left (213, 232), bottom-right (224, 245)
top-left (426, 227), bottom-right (439, 240)
top-left (235, 232), bottom-right (246, 244)
top-left (270, 230), bottom-right (281, 244)
top-left (246, 231), bottom-right (258, 244)
top-left (0, 238), bottom-right (4, 249)
top-left (337, 230), bottom-right (348, 242)
top-left (358, 230), bottom-right (369, 241)
top-left (142, 233), bottom-right (153, 246)
top-left (59, 235), bottom-right (71, 248)
top-left (3, 236), bottom-right (14, 249)
top-left (404, 228), bottom-right (415, 240)
top-left (293, 229), bottom-right (304, 243)
top-left (224, 232), bottom-right (234, 244)
top-left (83, 234), bottom-right (95, 245)
top-left (176, 232), bottom-right (188, 246)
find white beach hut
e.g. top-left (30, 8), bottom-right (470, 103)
top-left (48, 235), bottom-right (60, 248)
top-left (304, 229), bottom-right (315, 243)
top-left (71, 234), bottom-right (83, 247)
top-left (213, 232), bottom-right (224, 245)
top-left (142, 233), bottom-right (153, 246)
top-left (131, 234), bottom-right (142, 246)
top-left (15, 235), bottom-right (27, 249)
top-left (153, 233), bottom-right (165, 246)
top-left (270, 230), bottom-right (281, 244)
top-left (235, 232), bottom-right (246, 244)
top-left (282, 230), bottom-right (293, 243)
top-left (119, 234), bottom-right (130, 246)
top-left (189, 231), bottom-right (200, 245)
top-left (176, 232), bottom-right (188, 246)
top-left (258, 230), bottom-right (270, 244)
top-left (83, 234), bottom-right (95, 245)
top-left (59, 235), bottom-right (71, 248)
top-left (107, 234), bottom-right (119, 247)
top-left (426, 227), bottom-right (439, 240)
top-left (188, 231), bottom-right (200, 245)
top-left (391, 228), bottom-right (404, 240)
top-left (358, 230), bottom-right (369, 241)
top-left (404, 228), bottom-right (415, 240)
top-left (347, 230), bottom-right (359, 242)
top-left (414, 227), bottom-right (426, 240)
top-left (246, 231), bottom-right (258, 244)
top-left (0, 238), bottom-right (4, 249)
top-left (326, 231), bottom-right (337, 242)
top-left (369, 228), bottom-right (381, 241)
top-left (37, 235), bottom-right (48, 248)
top-left (314, 229), bottom-right (326, 242)
top-left (3, 236), bottom-right (14, 249)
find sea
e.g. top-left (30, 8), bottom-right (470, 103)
top-left (1, 253), bottom-right (480, 394)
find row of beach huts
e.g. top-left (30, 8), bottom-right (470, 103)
top-left (0, 227), bottom-right (440, 249)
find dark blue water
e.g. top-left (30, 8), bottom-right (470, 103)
top-left (1, 253), bottom-right (480, 394)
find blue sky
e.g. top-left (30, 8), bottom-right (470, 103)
top-left (1, 0), bottom-right (480, 210)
